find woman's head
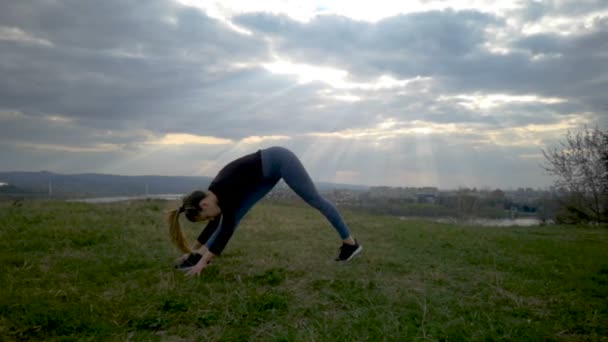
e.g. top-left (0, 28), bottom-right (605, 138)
top-left (167, 190), bottom-right (208, 253)
top-left (181, 190), bottom-right (207, 222)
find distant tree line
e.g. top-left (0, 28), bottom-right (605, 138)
top-left (337, 188), bottom-right (555, 221)
top-left (265, 182), bottom-right (562, 221)
top-left (0, 184), bottom-right (39, 195)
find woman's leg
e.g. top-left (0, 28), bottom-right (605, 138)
top-left (262, 146), bottom-right (352, 240)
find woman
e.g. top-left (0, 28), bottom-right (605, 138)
top-left (168, 146), bottom-right (362, 276)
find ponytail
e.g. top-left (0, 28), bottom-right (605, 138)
top-left (168, 207), bottom-right (192, 253)
top-left (167, 190), bottom-right (207, 253)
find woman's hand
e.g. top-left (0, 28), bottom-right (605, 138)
top-left (185, 251), bottom-right (215, 277)
top-left (185, 261), bottom-right (207, 276)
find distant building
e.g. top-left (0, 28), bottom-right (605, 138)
top-left (329, 189), bottom-right (360, 204)
top-left (369, 186), bottom-right (417, 200)
top-left (417, 193), bottom-right (437, 204)
top-left (490, 189), bottom-right (505, 200)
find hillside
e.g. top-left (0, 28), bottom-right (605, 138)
top-left (0, 199), bottom-right (606, 340)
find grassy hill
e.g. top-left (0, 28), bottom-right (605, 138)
top-left (0, 199), bottom-right (606, 341)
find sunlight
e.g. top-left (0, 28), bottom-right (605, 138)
top-left (302, 115), bottom-right (595, 151)
top-left (329, 94), bottom-right (361, 102)
top-left (172, 0), bottom-right (253, 34)
top-left (299, 133), bottom-right (443, 188)
top-left (522, 11), bottom-right (608, 36)
top-left (377, 119), bottom-right (398, 130)
top-left (0, 26), bottom-right (53, 46)
top-left (16, 142), bottom-right (121, 153)
top-left (439, 93), bottom-right (567, 110)
top-left (483, 25), bottom-right (516, 55)
top-left (295, 137), bottom-right (360, 185)
top-left (263, 60), bottom-right (349, 87)
top-left (148, 133), bottom-right (232, 145)
top-left (306, 120), bottom-right (469, 141)
top-left (240, 135), bottom-right (291, 144)
top-left (484, 113), bottom-right (593, 147)
top-left (332, 170), bottom-right (360, 184)
top-left (263, 58), bottom-right (427, 91)
top-left (373, 75), bottom-right (415, 90)
top-left (0, 110), bottom-right (25, 120)
top-left (46, 115), bottom-right (72, 124)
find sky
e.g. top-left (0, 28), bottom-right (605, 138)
top-left (0, 0), bottom-right (607, 190)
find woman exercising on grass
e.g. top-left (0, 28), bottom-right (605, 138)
top-left (168, 146), bottom-right (362, 276)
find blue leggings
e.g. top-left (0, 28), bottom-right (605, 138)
top-left (206, 147), bottom-right (352, 247)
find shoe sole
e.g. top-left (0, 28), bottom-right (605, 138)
top-left (344, 245), bottom-right (363, 261)
top-left (178, 266), bottom-right (193, 273)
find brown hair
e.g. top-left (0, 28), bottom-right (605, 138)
top-left (167, 190), bottom-right (207, 253)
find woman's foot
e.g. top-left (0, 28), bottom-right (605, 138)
top-left (335, 240), bottom-right (362, 261)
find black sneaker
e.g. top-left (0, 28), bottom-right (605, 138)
top-left (335, 240), bottom-right (362, 261)
top-left (175, 253), bottom-right (202, 269)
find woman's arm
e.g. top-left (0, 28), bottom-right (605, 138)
top-left (191, 241), bottom-right (204, 251)
top-left (185, 213), bottom-right (235, 276)
top-left (205, 213), bottom-right (236, 256)
top-left (196, 215), bottom-right (221, 246)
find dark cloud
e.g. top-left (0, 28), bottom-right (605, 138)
top-left (0, 1), bottom-right (605, 187)
top-left (0, 0), bottom-right (270, 132)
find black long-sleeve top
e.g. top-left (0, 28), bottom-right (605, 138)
top-left (196, 150), bottom-right (263, 255)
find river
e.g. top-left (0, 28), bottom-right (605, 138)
top-left (399, 216), bottom-right (548, 227)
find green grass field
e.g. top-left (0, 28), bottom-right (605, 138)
top-left (1, 199), bottom-right (607, 341)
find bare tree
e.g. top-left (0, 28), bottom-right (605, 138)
top-left (542, 126), bottom-right (608, 223)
